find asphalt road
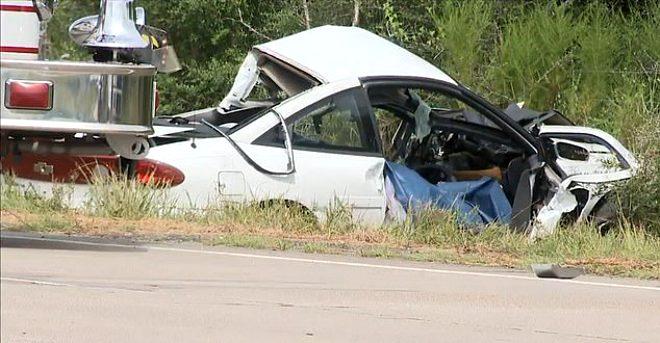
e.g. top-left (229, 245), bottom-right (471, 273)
top-left (1, 232), bottom-right (659, 343)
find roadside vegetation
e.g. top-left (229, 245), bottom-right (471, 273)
top-left (2, 1), bottom-right (657, 277)
top-left (2, 175), bottom-right (658, 279)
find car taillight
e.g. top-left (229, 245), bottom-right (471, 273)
top-left (4, 79), bottom-right (53, 110)
top-left (133, 159), bottom-right (184, 187)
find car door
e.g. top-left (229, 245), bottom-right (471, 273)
top-left (234, 85), bottom-right (387, 224)
top-left (538, 125), bottom-right (638, 180)
top-left (362, 77), bottom-right (546, 230)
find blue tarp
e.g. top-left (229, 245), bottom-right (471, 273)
top-left (385, 162), bottom-right (512, 226)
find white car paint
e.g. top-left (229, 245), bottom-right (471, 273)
top-left (539, 124), bottom-right (639, 175)
top-left (254, 26), bottom-right (457, 84)
top-left (147, 79), bottom-right (387, 222)
top-left (550, 138), bottom-right (620, 176)
top-left (220, 26), bottom-right (456, 111)
top-left (529, 125), bottom-right (639, 235)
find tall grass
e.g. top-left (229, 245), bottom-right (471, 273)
top-left (203, 200), bottom-right (319, 234)
top-left (490, 4), bottom-right (578, 109)
top-left (0, 174), bottom-right (70, 212)
top-left (428, 0), bottom-right (494, 89)
top-left (85, 176), bottom-right (176, 219)
top-left (565, 3), bottom-right (621, 130)
top-left (2, 175), bottom-right (658, 277)
top-left (421, 1), bottom-right (659, 234)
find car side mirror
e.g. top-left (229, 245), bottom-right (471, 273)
top-left (555, 142), bottom-right (589, 161)
top-left (134, 7), bottom-right (145, 26)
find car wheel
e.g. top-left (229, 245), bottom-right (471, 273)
top-left (590, 198), bottom-right (617, 234)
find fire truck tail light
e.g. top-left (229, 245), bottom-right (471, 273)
top-left (4, 80), bottom-right (53, 110)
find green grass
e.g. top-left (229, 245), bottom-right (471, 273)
top-left (85, 176), bottom-right (176, 219)
top-left (302, 242), bottom-right (339, 254)
top-left (211, 234), bottom-right (277, 250)
top-left (0, 174), bottom-right (70, 213)
top-left (428, 0), bottom-right (494, 90)
top-left (2, 176), bottom-right (658, 279)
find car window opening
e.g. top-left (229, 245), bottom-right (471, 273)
top-left (369, 86), bottom-right (531, 221)
top-left (153, 52), bottom-right (322, 139)
top-left (254, 88), bottom-right (381, 156)
top-left (200, 113), bottom-right (296, 176)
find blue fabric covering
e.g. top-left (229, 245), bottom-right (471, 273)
top-left (385, 162), bottom-right (512, 226)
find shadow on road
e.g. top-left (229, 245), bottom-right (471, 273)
top-left (0, 234), bottom-right (148, 252)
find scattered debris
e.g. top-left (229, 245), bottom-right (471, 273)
top-left (531, 264), bottom-right (584, 279)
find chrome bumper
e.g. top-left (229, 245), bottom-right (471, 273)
top-left (0, 59), bottom-right (156, 135)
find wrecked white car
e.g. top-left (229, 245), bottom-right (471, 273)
top-left (2, 26), bottom-right (638, 236)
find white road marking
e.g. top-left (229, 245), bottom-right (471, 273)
top-left (1, 277), bottom-right (73, 287)
top-left (2, 235), bottom-right (659, 292)
top-left (0, 276), bottom-right (154, 293)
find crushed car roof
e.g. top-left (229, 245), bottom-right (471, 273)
top-left (254, 25), bottom-right (457, 85)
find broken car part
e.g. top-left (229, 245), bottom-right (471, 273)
top-left (200, 111), bottom-right (296, 176)
top-left (531, 264), bottom-right (584, 279)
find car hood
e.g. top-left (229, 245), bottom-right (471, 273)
top-left (219, 26), bottom-right (457, 111)
top-left (254, 25), bottom-right (457, 84)
top-left (501, 103), bottom-right (573, 128)
top-left (459, 103), bottom-right (573, 131)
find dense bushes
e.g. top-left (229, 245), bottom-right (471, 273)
top-left (46, 0), bottom-right (659, 233)
top-left (418, 1), bottom-right (659, 234)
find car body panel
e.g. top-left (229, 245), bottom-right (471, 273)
top-left (142, 78), bottom-right (387, 222)
top-left (234, 143), bottom-right (386, 222)
top-left (530, 125), bottom-right (639, 235)
top-left (219, 26), bottom-right (457, 111)
top-left (254, 26), bottom-right (457, 85)
top-left (539, 125), bottom-right (639, 175)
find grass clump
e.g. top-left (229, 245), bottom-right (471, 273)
top-left (610, 84), bottom-right (659, 235)
top-left (381, 207), bottom-right (659, 278)
top-left (613, 143), bottom-right (660, 236)
top-left (212, 234), bottom-right (276, 250)
top-left (201, 200), bottom-right (319, 234)
top-left (487, 3), bottom-right (579, 109)
top-left (85, 176), bottom-right (175, 219)
top-left (524, 224), bottom-right (660, 278)
top-left (0, 175), bottom-right (78, 233)
top-left (0, 174), bottom-right (70, 213)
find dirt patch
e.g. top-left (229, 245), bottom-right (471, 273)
top-left (2, 209), bottom-right (658, 279)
